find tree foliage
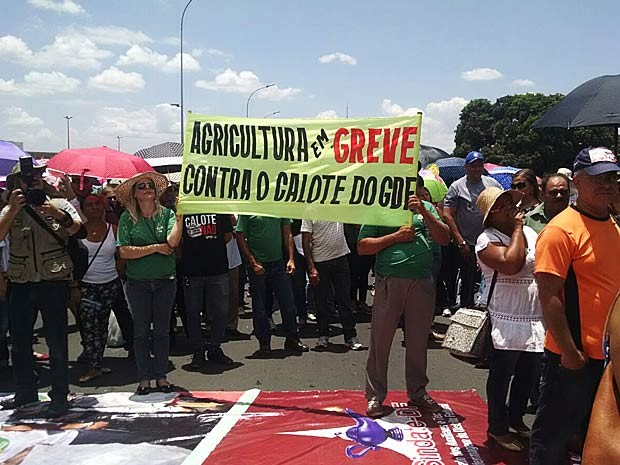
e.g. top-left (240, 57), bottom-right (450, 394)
top-left (453, 93), bottom-right (615, 174)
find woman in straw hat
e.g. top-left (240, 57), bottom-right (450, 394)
top-left (475, 187), bottom-right (545, 452)
top-left (116, 172), bottom-right (182, 395)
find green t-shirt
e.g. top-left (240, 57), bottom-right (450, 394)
top-left (117, 208), bottom-right (176, 280)
top-left (358, 202), bottom-right (440, 279)
top-left (236, 216), bottom-right (291, 263)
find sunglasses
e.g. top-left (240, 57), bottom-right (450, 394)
top-left (135, 181), bottom-right (155, 191)
top-left (511, 182), bottom-right (528, 189)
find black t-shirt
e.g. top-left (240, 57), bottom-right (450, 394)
top-left (182, 213), bottom-right (233, 276)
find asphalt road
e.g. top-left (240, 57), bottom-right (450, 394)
top-left (0, 305), bottom-right (490, 399)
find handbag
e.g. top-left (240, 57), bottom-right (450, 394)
top-left (582, 292), bottom-right (620, 464)
top-left (442, 270), bottom-right (498, 364)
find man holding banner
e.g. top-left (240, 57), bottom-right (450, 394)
top-left (359, 194), bottom-right (450, 418)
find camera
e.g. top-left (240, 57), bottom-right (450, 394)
top-left (19, 156), bottom-right (46, 206)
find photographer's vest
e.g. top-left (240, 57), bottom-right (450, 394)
top-left (7, 204), bottom-right (73, 283)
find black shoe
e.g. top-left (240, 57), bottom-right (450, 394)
top-left (284, 338), bottom-right (309, 353)
top-left (157, 382), bottom-right (175, 393)
top-left (46, 401), bottom-right (69, 418)
top-left (207, 348), bottom-right (234, 365)
top-left (136, 385), bottom-right (150, 396)
top-left (190, 351), bottom-right (205, 369)
top-left (1, 398), bottom-right (39, 411)
top-left (257, 342), bottom-right (271, 356)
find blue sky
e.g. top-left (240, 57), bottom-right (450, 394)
top-left (0, 0), bottom-right (617, 154)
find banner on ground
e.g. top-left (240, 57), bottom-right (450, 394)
top-left (179, 114), bottom-right (423, 226)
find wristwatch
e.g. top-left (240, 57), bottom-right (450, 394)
top-left (457, 240), bottom-right (467, 247)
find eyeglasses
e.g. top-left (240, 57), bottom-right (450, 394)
top-left (511, 182), bottom-right (528, 190)
top-left (135, 181), bottom-right (155, 191)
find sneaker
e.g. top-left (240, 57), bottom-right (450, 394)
top-left (346, 337), bottom-right (364, 351)
top-left (442, 308), bottom-right (452, 318)
top-left (207, 348), bottom-right (234, 365)
top-left (366, 400), bottom-right (384, 418)
top-left (190, 351), bottom-right (205, 369)
top-left (408, 393), bottom-right (442, 413)
top-left (316, 336), bottom-right (329, 349)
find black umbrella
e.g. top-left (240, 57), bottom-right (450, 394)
top-left (533, 74), bottom-right (620, 153)
top-left (419, 144), bottom-right (451, 167)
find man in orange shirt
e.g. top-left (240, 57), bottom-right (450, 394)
top-left (530, 147), bottom-right (620, 465)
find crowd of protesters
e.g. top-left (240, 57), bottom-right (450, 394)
top-left (0, 145), bottom-right (619, 465)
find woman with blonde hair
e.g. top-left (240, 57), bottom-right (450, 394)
top-left (116, 172), bottom-right (182, 395)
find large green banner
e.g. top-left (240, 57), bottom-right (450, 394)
top-left (178, 113), bottom-right (422, 226)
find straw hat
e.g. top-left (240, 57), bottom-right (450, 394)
top-left (476, 187), bottom-right (523, 225)
top-left (115, 171), bottom-right (169, 205)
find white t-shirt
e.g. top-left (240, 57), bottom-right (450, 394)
top-left (80, 224), bottom-right (118, 284)
top-left (300, 220), bottom-right (350, 263)
top-left (475, 226), bottom-right (545, 352)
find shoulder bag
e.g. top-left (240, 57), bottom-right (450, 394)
top-left (441, 270), bottom-right (498, 364)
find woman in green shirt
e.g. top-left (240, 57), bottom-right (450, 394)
top-left (116, 172), bottom-right (182, 395)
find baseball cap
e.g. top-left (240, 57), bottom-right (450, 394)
top-left (573, 147), bottom-right (619, 176)
top-left (465, 151), bottom-right (484, 165)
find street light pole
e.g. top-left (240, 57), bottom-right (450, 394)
top-left (263, 111), bottom-right (280, 118)
top-left (116, 136), bottom-right (123, 151)
top-left (64, 115), bottom-right (72, 149)
top-left (180, 0), bottom-right (195, 146)
top-left (246, 83), bottom-right (275, 117)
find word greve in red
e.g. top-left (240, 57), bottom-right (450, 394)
top-left (333, 127), bottom-right (418, 164)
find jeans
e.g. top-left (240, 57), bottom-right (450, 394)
top-left (226, 266), bottom-right (240, 331)
top-left (529, 350), bottom-right (604, 465)
top-left (248, 259), bottom-right (299, 343)
top-left (348, 253), bottom-right (375, 303)
top-left (314, 256), bottom-right (357, 340)
top-left (10, 281), bottom-right (69, 406)
top-left (291, 249), bottom-right (308, 321)
top-left (0, 298), bottom-right (9, 363)
top-left (126, 277), bottom-right (177, 382)
top-left (184, 273), bottom-right (229, 353)
top-left (457, 245), bottom-right (479, 308)
top-left (486, 348), bottom-right (541, 435)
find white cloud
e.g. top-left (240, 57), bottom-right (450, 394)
top-left (513, 79), bottom-right (535, 87)
top-left (381, 97), bottom-right (469, 151)
top-left (195, 68), bottom-right (301, 101)
top-left (318, 52), bottom-right (357, 65)
top-left (461, 67), bottom-right (503, 81)
top-left (78, 26), bottom-right (152, 46)
top-left (27, 0), bottom-right (85, 15)
top-left (80, 104), bottom-right (182, 149)
top-left (0, 71), bottom-right (80, 96)
top-left (88, 67), bottom-right (145, 93)
top-left (117, 45), bottom-right (200, 73)
top-left (4, 107), bottom-right (44, 127)
top-left (316, 110), bottom-right (339, 119)
top-left (0, 33), bottom-right (112, 69)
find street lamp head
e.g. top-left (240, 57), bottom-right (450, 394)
top-left (266, 83), bottom-right (275, 88)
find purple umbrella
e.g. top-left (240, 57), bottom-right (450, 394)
top-left (0, 140), bottom-right (28, 177)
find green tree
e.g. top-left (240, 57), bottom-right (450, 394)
top-left (453, 93), bottom-right (615, 174)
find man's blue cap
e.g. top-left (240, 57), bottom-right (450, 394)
top-left (465, 151), bottom-right (484, 165)
top-left (573, 147), bottom-right (619, 176)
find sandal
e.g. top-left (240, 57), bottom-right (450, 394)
top-left (79, 368), bottom-right (104, 383)
top-left (488, 432), bottom-right (525, 452)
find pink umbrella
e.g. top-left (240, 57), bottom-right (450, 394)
top-left (48, 146), bottom-right (155, 180)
